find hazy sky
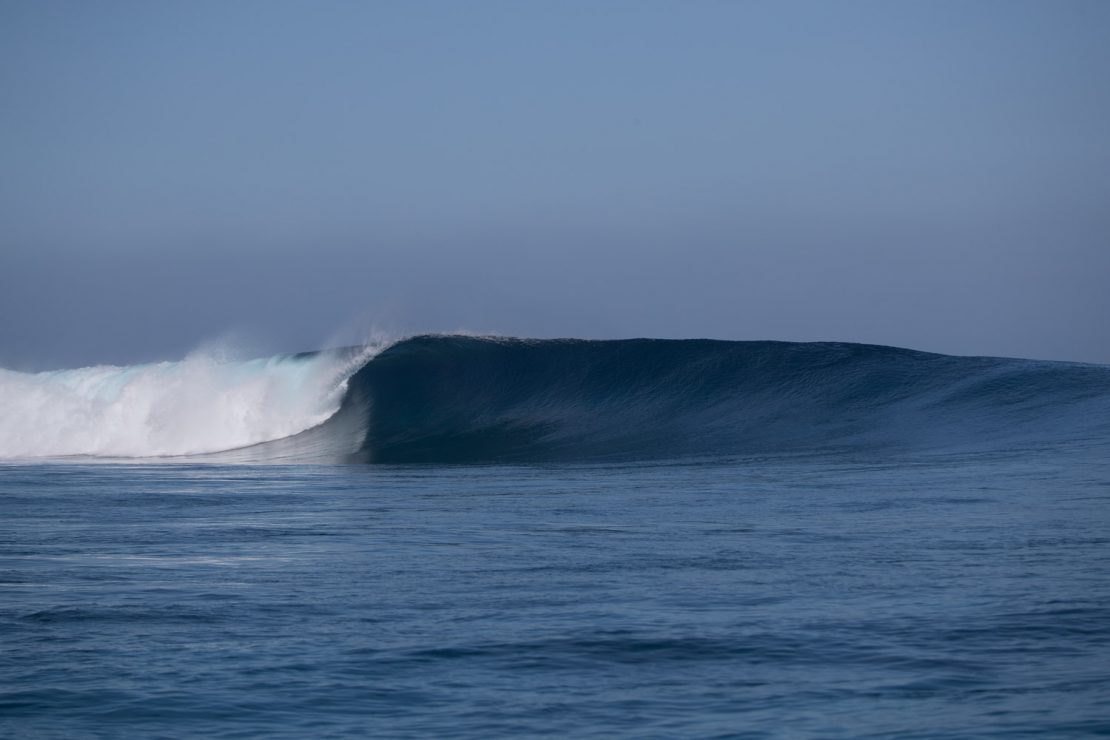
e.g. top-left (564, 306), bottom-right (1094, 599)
top-left (2, 0), bottom-right (1108, 368)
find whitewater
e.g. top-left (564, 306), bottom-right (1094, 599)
top-left (0, 344), bottom-right (379, 458)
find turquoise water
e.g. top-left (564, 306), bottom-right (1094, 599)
top-left (3, 446), bottom-right (1109, 738)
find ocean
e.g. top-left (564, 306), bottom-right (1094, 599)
top-left (2, 336), bottom-right (1109, 738)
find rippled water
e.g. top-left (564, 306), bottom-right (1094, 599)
top-left (3, 447), bottom-right (1109, 737)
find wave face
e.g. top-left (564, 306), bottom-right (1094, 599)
top-left (338, 336), bottom-right (1110, 463)
top-left (0, 347), bottom-right (375, 458)
top-left (3, 335), bottom-right (1108, 462)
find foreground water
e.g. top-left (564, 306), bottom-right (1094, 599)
top-left (2, 446), bottom-right (1108, 738)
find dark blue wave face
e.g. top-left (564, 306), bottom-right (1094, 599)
top-left (285, 336), bottom-right (1110, 464)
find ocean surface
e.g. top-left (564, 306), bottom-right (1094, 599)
top-left (2, 336), bottom-right (1109, 737)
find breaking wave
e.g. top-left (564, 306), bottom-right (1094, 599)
top-left (2, 335), bottom-right (1108, 463)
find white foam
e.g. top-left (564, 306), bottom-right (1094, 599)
top-left (0, 344), bottom-right (382, 458)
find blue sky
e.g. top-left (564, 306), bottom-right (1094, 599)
top-left (2, 1), bottom-right (1108, 367)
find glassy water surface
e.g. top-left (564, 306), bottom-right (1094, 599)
top-left (2, 448), bottom-right (1109, 738)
